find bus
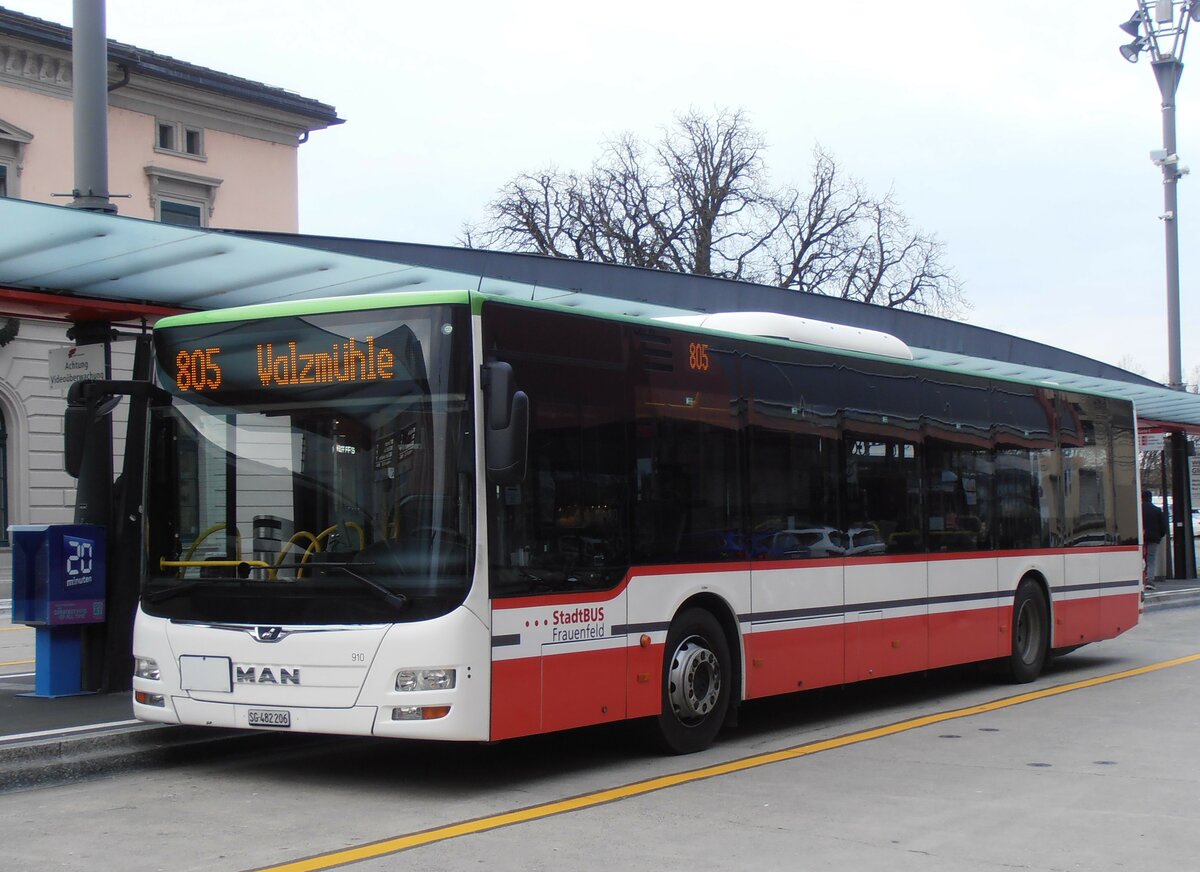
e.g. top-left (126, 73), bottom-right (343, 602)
top-left (110, 290), bottom-right (1141, 753)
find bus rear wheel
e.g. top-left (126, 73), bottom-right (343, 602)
top-left (1009, 579), bottom-right (1049, 683)
top-left (655, 608), bottom-right (732, 754)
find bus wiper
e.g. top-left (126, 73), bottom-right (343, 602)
top-left (327, 562), bottom-right (409, 610)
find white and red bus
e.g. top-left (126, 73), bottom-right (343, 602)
top-left (123, 291), bottom-right (1142, 753)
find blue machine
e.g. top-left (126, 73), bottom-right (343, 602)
top-left (10, 524), bottom-right (107, 697)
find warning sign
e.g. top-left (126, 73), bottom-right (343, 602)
top-left (48, 345), bottom-right (105, 392)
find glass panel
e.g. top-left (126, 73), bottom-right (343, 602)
top-left (992, 381), bottom-right (1058, 549)
top-left (634, 404), bottom-right (743, 564)
top-left (484, 305), bottom-right (633, 595)
top-left (1110, 401), bottom-right (1139, 546)
top-left (160, 200), bottom-right (202, 227)
top-left (631, 328), bottom-right (743, 565)
top-left (925, 438), bottom-right (993, 552)
top-left (744, 350), bottom-right (841, 559)
top-left (844, 434), bottom-right (922, 554)
top-left (1061, 392), bottom-right (1115, 546)
top-left (143, 304), bottom-right (474, 624)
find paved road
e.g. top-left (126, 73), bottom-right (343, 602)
top-left (2, 607), bottom-right (1198, 872)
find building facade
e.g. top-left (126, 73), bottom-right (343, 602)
top-left (0, 6), bottom-right (342, 552)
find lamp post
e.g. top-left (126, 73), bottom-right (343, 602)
top-left (1121, 0), bottom-right (1199, 579)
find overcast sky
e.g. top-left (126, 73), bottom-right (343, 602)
top-left (14, 0), bottom-right (1200, 382)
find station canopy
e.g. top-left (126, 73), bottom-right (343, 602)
top-left (2, 196), bottom-right (1198, 431)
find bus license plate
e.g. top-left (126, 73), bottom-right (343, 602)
top-left (247, 709), bottom-right (291, 728)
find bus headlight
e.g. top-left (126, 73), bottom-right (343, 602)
top-left (395, 668), bottom-right (456, 691)
top-left (134, 657), bottom-right (161, 680)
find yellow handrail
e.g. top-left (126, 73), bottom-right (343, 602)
top-left (182, 523), bottom-right (242, 562)
top-left (160, 558), bottom-right (269, 570)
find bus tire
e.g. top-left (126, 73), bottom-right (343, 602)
top-left (655, 608), bottom-right (732, 754)
top-left (1009, 578), bottom-right (1049, 683)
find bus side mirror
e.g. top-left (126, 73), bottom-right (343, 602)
top-left (63, 381), bottom-right (125, 479)
top-left (63, 402), bottom-right (92, 479)
top-left (484, 362), bottom-right (529, 484)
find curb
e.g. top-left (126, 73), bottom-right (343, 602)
top-left (0, 723), bottom-right (311, 793)
top-left (1143, 587), bottom-right (1200, 611)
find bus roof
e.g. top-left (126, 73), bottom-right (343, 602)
top-left (155, 289), bottom-right (1131, 405)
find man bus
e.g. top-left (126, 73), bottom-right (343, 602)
top-left (68, 291), bottom-right (1141, 753)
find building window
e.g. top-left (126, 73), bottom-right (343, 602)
top-left (184, 128), bottom-right (203, 156)
top-left (155, 120), bottom-right (205, 159)
top-left (160, 200), bottom-right (203, 227)
top-left (0, 117), bottom-right (33, 199)
top-left (145, 166), bottom-right (222, 227)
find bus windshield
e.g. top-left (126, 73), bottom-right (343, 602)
top-left (142, 304), bottom-right (475, 625)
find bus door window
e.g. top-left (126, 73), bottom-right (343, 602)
top-left (483, 305), bottom-right (632, 596)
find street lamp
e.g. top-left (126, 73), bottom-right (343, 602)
top-left (1121, 0), bottom-right (1199, 579)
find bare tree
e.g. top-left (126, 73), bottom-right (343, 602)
top-left (837, 193), bottom-right (965, 316)
top-left (464, 110), bottom-right (966, 316)
top-left (763, 147), bottom-right (870, 293)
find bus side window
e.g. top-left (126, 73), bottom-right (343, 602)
top-left (485, 306), bottom-right (632, 596)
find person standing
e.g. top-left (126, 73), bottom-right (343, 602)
top-left (1142, 490), bottom-right (1168, 589)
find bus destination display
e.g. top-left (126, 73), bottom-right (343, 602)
top-left (174, 337), bottom-right (397, 393)
top-left (156, 308), bottom-right (436, 403)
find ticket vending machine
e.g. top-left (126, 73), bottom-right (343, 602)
top-left (9, 524), bottom-right (107, 697)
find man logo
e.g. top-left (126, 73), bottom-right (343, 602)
top-left (254, 626), bottom-right (287, 642)
top-left (235, 665), bottom-right (301, 685)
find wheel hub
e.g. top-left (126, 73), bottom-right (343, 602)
top-left (668, 637), bottom-right (721, 721)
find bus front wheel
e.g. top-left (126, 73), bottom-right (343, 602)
top-left (655, 608), bottom-right (732, 754)
top-left (1009, 579), bottom-right (1049, 683)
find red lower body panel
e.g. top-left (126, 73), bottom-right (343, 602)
top-left (744, 624), bottom-right (844, 699)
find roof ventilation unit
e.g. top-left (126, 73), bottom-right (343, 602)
top-left (655, 311), bottom-right (913, 360)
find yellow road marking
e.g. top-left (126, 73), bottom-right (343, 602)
top-left (0, 625), bottom-right (33, 632)
top-left (0, 659), bottom-right (34, 667)
top-left (256, 653), bottom-right (1200, 872)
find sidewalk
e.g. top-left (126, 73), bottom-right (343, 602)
top-left (1, 581), bottom-right (1198, 791)
top-left (0, 596), bottom-right (273, 791)
top-left (1140, 577), bottom-right (1200, 609)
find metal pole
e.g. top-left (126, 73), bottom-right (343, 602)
top-left (1154, 58), bottom-right (1183, 389)
top-left (1152, 56), bottom-right (1196, 578)
top-left (69, 0), bottom-right (115, 213)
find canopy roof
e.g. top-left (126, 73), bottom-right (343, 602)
top-left (1, 197), bottom-right (1195, 429)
